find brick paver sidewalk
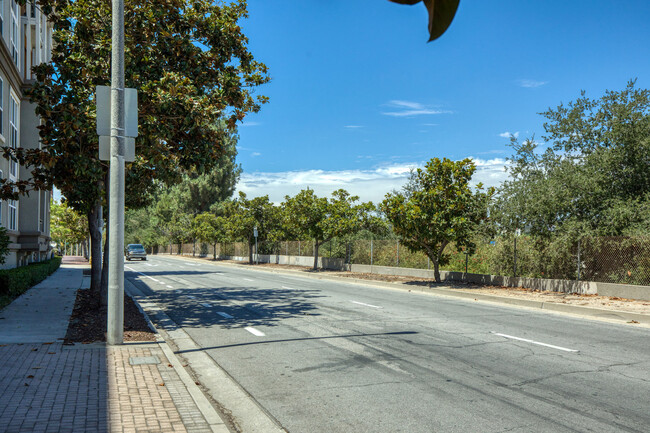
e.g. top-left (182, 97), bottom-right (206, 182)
top-left (0, 342), bottom-right (214, 433)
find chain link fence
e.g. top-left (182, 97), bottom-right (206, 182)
top-left (154, 236), bottom-right (650, 286)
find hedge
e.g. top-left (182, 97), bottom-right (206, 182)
top-left (0, 256), bottom-right (63, 298)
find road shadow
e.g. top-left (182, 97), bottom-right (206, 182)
top-left (176, 331), bottom-right (419, 353)
top-left (403, 280), bottom-right (484, 290)
top-left (127, 274), bottom-right (324, 329)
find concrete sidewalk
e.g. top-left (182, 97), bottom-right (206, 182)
top-left (0, 257), bottom-right (228, 433)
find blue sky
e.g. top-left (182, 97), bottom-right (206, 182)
top-left (234, 0), bottom-right (650, 204)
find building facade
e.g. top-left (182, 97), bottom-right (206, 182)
top-left (0, 0), bottom-right (53, 269)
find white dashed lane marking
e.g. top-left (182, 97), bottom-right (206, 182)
top-left (492, 332), bottom-right (579, 353)
top-left (351, 301), bottom-right (383, 309)
top-left (245, 327), bottom-right (265, 337)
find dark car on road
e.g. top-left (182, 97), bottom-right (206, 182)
top-left (125, 244), bottom-right (147, 261)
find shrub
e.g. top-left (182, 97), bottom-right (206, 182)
top-left (0, 257), bottom-right (62, 298)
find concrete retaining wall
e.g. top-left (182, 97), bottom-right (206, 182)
top-left (596, 282), bottom-right (650, 301)
top-left (350, 264), bottom-right (598, 295)
top-left (161, 252), bottom-right (650, 300)
top-left (219, 254), bottom-right (348, 271)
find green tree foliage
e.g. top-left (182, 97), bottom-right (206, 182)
top-left (1, 0), bottom-right (268, 292)
top-left (164, 126), bottom-right (242, 216)
top-left (283, 188), bottom-right (377, 270)
top-left (50, 200), bottom-right (89, 252)
top-left (192, 212), bottom-right (228, 259)
top-left (227, 192), bottom-right (283, 263)
top-left (492, 81), bottom-right (650, 238)
top-left (124, 207), bottom-right (165, 249)
top-left (381, 158), bottom-right (493, 282)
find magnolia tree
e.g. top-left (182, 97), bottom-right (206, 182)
top-left (192, 212), bottom-right (228, 260)
top-left (381, 158), bottom-right (494, 282)
top-left (0, 0), bottom-right (268, 296)
top-left (50, 201), bottom-right (89, 256)
top-left (283, 189), bottom-right (377, 270)
top-left (226, 192), bottom-right (283, 263)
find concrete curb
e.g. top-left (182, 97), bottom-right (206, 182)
top-left (125, 280), bottom-right (231, 433)
top-left (158, 254), bottom-right (650, 327)
top-left (125, 279), bottom-right (287, 433)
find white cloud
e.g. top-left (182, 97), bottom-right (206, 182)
top-left (468, 158), bottom-right (510, 188)
top-left (344, 125), bottom-right (363, 129)
top-left (517, 79), bottom-right (548, 88)
top-left (236, 159), bottom-right (509, 204)
top-left (382, 100), bottom-right (452, 117)
top-left (251, 152), bottom-right (261, 157)
top-left (499, 131), bottom-right (519, 138)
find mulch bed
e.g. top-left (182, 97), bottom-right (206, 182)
top-left (64, 289), bottom-right (156, 343)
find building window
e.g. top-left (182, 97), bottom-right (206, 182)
top-left (9, 199), bottom-right (16, 230)
top-left (0, 77), bottom-right (3, 136)
top-left (9, 95), bottom-right (18, 177)
top-left (11, 1), bottom-right (18, 66)
top-left (0, 0), bottom-right (4, 35)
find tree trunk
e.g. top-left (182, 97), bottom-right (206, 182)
top-left (313, 240), bottom-right (319, 270)
top-left (433, 257), bottom-right (441, 283)
top-left (87, 203), bottom-right (103, 309)
top-left (248, 239), bottom-right (254, 264)
top-left (192, 239), bottom-right (196, 256)
top-left (100, 216), bottom-right (109, 306)
top-left (213, 241), bottom-right (217, 260)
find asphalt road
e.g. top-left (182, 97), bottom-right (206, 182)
top-left (126, 255), bottom-right (650, 433)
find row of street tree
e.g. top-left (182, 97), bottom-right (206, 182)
top-left (125, 81), bottom-right (650, 283)
top-left (1, 0), bottom-right (646, 290)
top-left (41, 79), bottom-right (650, 285)
top-left (126, 156), bottom-right (493, 282)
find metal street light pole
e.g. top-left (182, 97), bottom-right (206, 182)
top-left (107, 0), bottom-right (125, 345)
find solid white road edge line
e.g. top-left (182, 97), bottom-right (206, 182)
top-left (217, 312), bottom-right (234, 319)
top-left (243, 278), bottom-right (254, 282)
top-left (245, 327), bottom-right (265, 337)
top-left (351, 300), bottom-right (383, 309)
top-left (492, 332), bottom-right (579, 353)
